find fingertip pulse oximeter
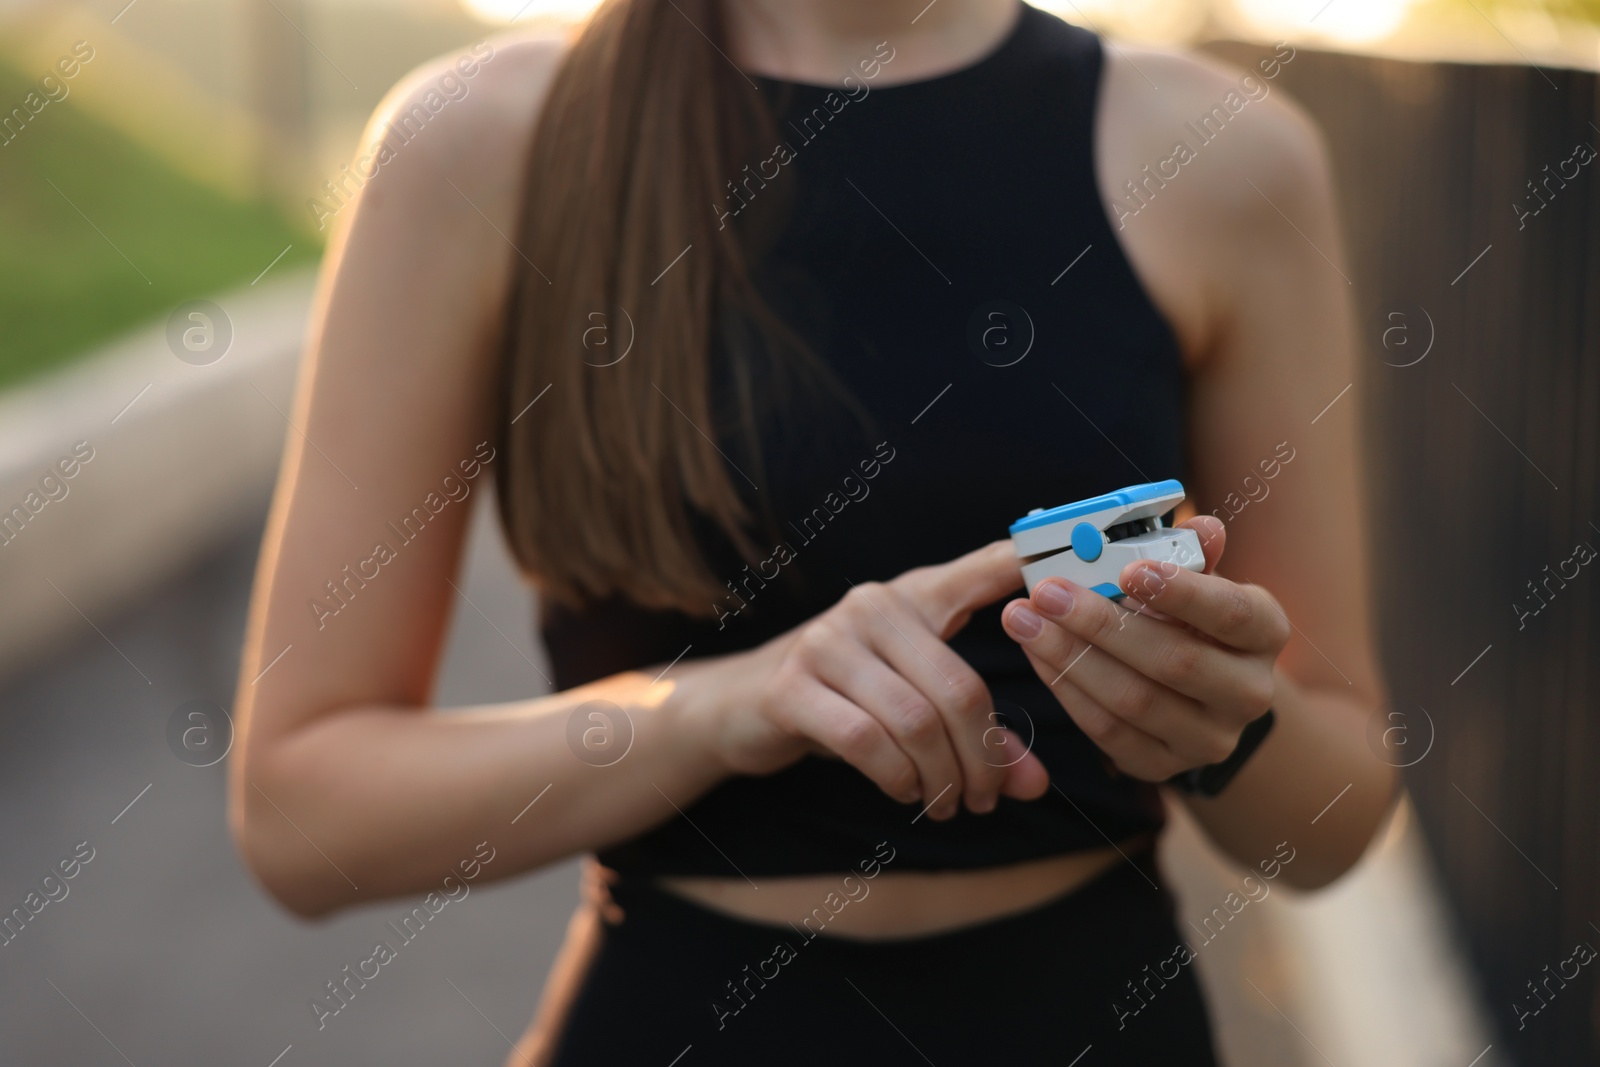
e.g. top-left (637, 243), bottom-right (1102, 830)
top-left (1009, 479), bottom-right (1204, 600)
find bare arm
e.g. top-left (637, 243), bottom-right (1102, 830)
top-left (228, 40), bottom-right (729, 916)
top-left (1000, 46), bottom-right (1397, 890)
top-left (1172, 76), bottom-right (1396, 888)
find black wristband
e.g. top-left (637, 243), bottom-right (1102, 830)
top-left (1166, 708), bottom-right (1276, 797)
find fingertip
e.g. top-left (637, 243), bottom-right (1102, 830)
top-left (1002, 599), bottom-right (1043, 640)
top-left (1119, 560), bottom-right (1169, 601)
top-left (986, 537), bottom-right (1020, 560)
top-left (923, 542), bottom-right (1025, 629)
top-left (975, 537), bottom-right (1023, 572)
top-left (1184, 515), bottom-right (1227, 564)
top-left (1001, 753), bottom-right (1050, 801)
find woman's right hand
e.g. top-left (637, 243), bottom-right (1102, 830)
top-left (677, 541), bottom-right (1051, 821)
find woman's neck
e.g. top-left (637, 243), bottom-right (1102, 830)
top-left (724, 0), bottom-right (1021, 87)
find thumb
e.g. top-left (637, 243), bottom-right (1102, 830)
top-left (893, 540), bottom-right (1024, 639)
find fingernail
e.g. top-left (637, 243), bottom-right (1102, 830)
top-left (1034, 582), bottom-right (1074, 617)
top-left (970, 794), bottom-right (996, 814)
top-left (1007, 604), bottom-right (1043, 639)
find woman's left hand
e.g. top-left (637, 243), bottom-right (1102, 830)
top-left (999, 515), bottom-right (1289, 782)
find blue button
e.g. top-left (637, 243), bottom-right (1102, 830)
top-left (1071, 521), bottom-right (1103, 561)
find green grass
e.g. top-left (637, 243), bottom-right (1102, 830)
top-left (0, 62), bottom-right (322, 390)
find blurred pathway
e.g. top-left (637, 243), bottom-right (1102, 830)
top-left (0, 502), bottom-right (579, 1067)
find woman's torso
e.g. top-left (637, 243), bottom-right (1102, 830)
top-left (540, 3), bottom-right (1195, 931)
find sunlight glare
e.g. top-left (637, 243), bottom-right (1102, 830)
top-left (458, 0), bottom-right (599, 25)
top-left (1232, 0), bottom-right (1415, 43)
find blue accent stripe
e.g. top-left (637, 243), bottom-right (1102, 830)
top-left (1088, 582), bottom-right (1124, 599)
top-left (1009, 479), bottom-right (1184, 535)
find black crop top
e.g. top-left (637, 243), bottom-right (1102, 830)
top-left (541, 4), bottom-right (1188, 877)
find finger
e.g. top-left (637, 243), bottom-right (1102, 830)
top-left (965, 715), bottom-right (1052, 802)
top-left (1012, 641), bottom-right (1182, 781)
top-left (851, 587), bottom-right (1008, 815)
top-left (1001, 601), bottom-right (1231, 766)
top-left (782, 679), bottom-right (922, 805)
top-left (1120, 516), bottom-right (1223, 624)
top-left (894, 540), bottom-right (1023, 639)
top-left (1117, 562), bottom-right (1290, 656)
top-left (1180, 515), bottom-right (1226, 574)
top-left (1026, 578), bottom-right (1270, 714)
top-left (813, 636), bottom-right (966, 819)
top-left (1000, 745), bottom-right (1051, 800)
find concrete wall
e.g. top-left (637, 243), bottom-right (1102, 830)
top-left (0, 269), bottom-right (315, 683)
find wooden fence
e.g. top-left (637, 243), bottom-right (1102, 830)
top-left (1204, 40), bottom-right (1600, 1065)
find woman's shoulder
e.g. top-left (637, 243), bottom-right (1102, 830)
top-left (1100, 41), bottom-right (1324, 195)
top-left (348, 31), bottom-right (569, 226)
top-left (1092, 39), bottom-right (1339, 361)
top-left (1098, 40), bottom-right (1329, 212)
top-left (291, 32), bottom-right (575, 469)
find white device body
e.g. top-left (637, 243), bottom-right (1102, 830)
top-left (1009, 480), bottom-right (1205, 599)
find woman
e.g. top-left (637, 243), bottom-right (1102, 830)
top-left (231, 1), bottom-right (1397, 1063)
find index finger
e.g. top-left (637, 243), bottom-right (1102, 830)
top-left (894, 540), bottom-right (1024, 639)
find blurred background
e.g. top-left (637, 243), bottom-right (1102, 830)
top-left (0, 0), bottom-right (1595, 1064)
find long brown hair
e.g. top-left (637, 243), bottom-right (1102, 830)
top-left (496, 0), bottom-right (799, 615)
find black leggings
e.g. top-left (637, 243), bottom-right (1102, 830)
top-left (546, 850), bottom-right (1219, 1066)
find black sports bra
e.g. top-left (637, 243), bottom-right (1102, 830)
top-left (541, 3), bottom-right (1188, 876)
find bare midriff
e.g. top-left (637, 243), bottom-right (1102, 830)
top-left (656, 835), bottom-right (1152, 940)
